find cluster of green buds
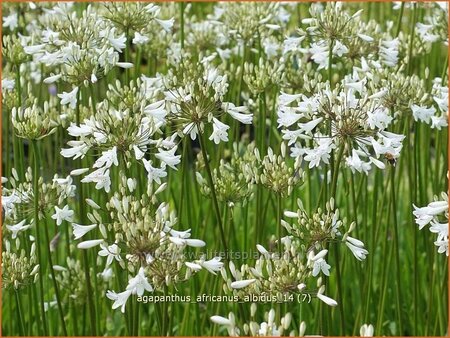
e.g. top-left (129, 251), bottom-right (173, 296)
top-left (282, 198), bottom-right (343, 250)
top-left (101, 2), bottom-right (174, 36)
top-left (282, 55), bottom-right (322, 94)
top-left (3, 167), bottom-right (76, 223)
top-left (165, 57), bottom-right (228, 131)
top-left (243, 58), bottom-right (285, 95)
top-left (257, 143), bottom-right (303, 197)
top-left (301, 3), bottom-right (362, 43)
top-left (211, 305), bottom-right (302, 336)
top-left (2, 241), bottom-right (39, 290)
top-left (221, 2), bottom-right (281, 45)
top-left (221, 239), bottom-right (311, 301)
top-left (106, 78), bottom-right (155, 116)
top-left (1, 77), bottom-right (18, 112)
top-left (86, 175), bottom-right (211, 290)
top-left (12, 99), bottom-right (58, 140)
top-left (2, 35), bottom-right (29, 68)
top-left (196, 142), bottom-right (258, 206)
top-left (54, 258), bottom-right (100, 306)
top-left (371, 68), bottom-right (428, 116)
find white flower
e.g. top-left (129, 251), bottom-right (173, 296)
top-left (81, 167), bottom-right (112, 193)
top-left (126, 267), bottom-right (153, 296)
top-left (98, 243), bottom-right (122, 266)
top-left (144, 100), bottom-right (167, 124)
top-left (142, 159), bottom-right (167, 184)
top-left (116, 62), bottom-right (134, 69)
top-left (310, 249), bottom-right (331, 276)
top-left (132, 31), bottom-right (149, 45)
top-left (72, 223), bottom-right (97, 240)
top-left (367, 107), bottom-right (392, 130)
top-left (155, 18), bottom-right (175, 32)
top-left (106, 290), bottom-right (132, 313)
top-left (360, 324), bottom-right (374, 337)
top-left (198, 256), bottom-right (223, 274)
top-left (416, 23), bottom-right (439, 43)
top-left (312, 258), bottom-right (331, 277)
top-left (100, 268), bottom-right (114, 281)
top-left (210, 315), bottom-right (232, 326)
top-left (309, 42), bottom-right (329, 69)
top-left (58, 87), bottom-right (79, 109)
top-left (345, 236), bottom-right (368, 261)
top-left (2, 78), bottom-right (15, 91)
top-left (43, 74), bottom-right (62, 84)
top-left (223, 103), bottom-right (253, 124)
top-left (304, 137), bottom-right (335, 168)
top-left (6, 220), bottom-right (31, 239)
top-left (155, 147), bottom-right (181, 170)
top-left (209, 118), bottom-right (230, 144)
top-left (411, 104), bottom-right (436, 123)
top-left (380, 38), bottom-right (399, 67)
top-left (346, 150), bottom-right (371, 174)
top-left (430, 115), bottom-right (448, 130)
top-left (3, 12), bottom-right (18, 30)
top-left (333, 40), bottom-right (348, 56)
top-left (51, 205), bottom-right (74, 226)
top-left (230, 279), bottom-right (256, 289)
top-left (77, 239), bottom-right (104, 249)
top-left (93, 147), bottom-right (119, 169)
top-left (317, 286), bottom-right (338, 307)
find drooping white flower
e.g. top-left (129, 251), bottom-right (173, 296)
top-left (379, 38), bottom-right (399, 67)
top-left (77, 239), bottom-right (104, 249)
top-left (223, 103), bottom-right (253, 124)
top-left (106, 290), bottom-right (132, 313)
top-left (230, 279), bottom-right (256, 289)
top-left (155, 147), bottom-right (181, 170)
top-left (132, 31), bottom-right (150, 45)
top-left (72, 223), bottom-right (97, 240)
top-left (155, 18), bottom-right (175, 32)
top-left (81, 167), bottom-right (112, 193)
top-left (411, 104), bottom-right (436, 124)
top-left (6, 220), bottom-right (31, 239)
top-left (58, 87), bottom-right (79, 109)
top-left (93, 147), bottom-right (119, 169)
top-left (209, 118), bottom-right (230, 144)
top-left (345, 236), bottom-right (368, 260)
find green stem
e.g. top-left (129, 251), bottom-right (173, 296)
top-left (43, 219), bottom-right (68, 335)
top-left (31, 140), bottom-right (48, 335)
top-left (76, 90), bottom-right (97, 336)
top-left (14, 290), bottom-right (25, 336)
top-left (390, 167), bottom-right (403, 335)
top-left (198, 130), bottom-right (229, 255)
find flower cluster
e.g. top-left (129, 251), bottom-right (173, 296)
top-left (211, 306), bottom-right (302, 337)
top-left (413, 192), bottom-right (449, 255)
top-left (72, 174), bottom-right (222, 312)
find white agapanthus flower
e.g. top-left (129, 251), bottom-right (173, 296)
top-left (413, 192), bottom-right (448, 255)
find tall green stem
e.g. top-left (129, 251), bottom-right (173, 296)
top-left (30, 140), bottom-right (48, 335)
top-left (43, 219), bottom-right (68, 335)
top-left (198, 130), bottom-right (229, 255)
top-left (75, 91), bottom-right (97, 336)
